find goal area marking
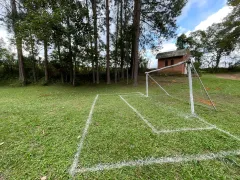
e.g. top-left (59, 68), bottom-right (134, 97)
top-left (119, 95), bottom-right (215, 134)
top-left (69, 93), bottom-right (240, 177)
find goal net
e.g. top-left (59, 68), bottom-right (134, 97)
top-left (145, 60), bottom-right (216, 115)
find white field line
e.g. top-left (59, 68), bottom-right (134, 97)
top-left (69, 94), bottom-right (99, 177)
top-left (119, 95), bottom-right (159, 134)
top-left (144, 94), bottom-right (239, 141)
top-left (137, 92), bottom-right (147, 97)
top-left (119, 95), bottom-right (214, 134)
top-left (138, 95), bottom-right (214, 128)
top-left (121, 93), bottom-right (145, 97)
top-left (195, 115), bottom-right (240, 142)
top-left (157, 126), bottom-right (215, 134)
top-left (99, 92), bottom-right (141, 95)
top-left (136, 94), bottom-right (239, 141)
top-left (76, 149), bottom-right (240, 173)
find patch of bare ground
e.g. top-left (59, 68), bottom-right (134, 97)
top-left (216, 73), bottom-right (240, 80)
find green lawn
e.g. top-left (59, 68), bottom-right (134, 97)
top-left (0, 74), bottom-right (240, 179)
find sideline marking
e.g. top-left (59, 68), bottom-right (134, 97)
top-left (69, 94), bottom-right (99, 177)
top-left (76, 149), bottom-right (240, 173)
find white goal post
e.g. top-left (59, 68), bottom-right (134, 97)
top-left (145, 59), bottom-right (216, 115)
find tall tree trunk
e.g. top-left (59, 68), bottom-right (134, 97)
top-left (57, 43), bottom-right (64, 84)
top-left (30, 35), bottom-right (36, 82)
top-left (73, 54), bottom-right (76, 86)
top-left (11, 0), bottom-right (26, 85)
top-left (214, 51), bottom-right (222, 71)
top-left (57, 42), bottom-right (64, 84)
top-left (131, 1), bottom-right (136, 80)
top-left (131, 42), bottom-right (134, 79)
top-left (133, 0), bottom-right (141, 86)
top-left (126, 41), bottom-right (130, 84)
top-left (31, 48), bottom-right (36, 83)
top-left (115, 1), bottom-right (120, 83)
top-left (67, 16), bottom-right (73, 84)
top-left (124, 0), bottom-right (129, 83)
top-left (91, 42), bottom-right (95, 83)
top-left (92, 0), bottom-right (99, 84)
top-left (31, 58), bottom-right (37, 83)
top-left (106, 0), bottom-right (110, 84)
top-left (43, 39), bottom-right (49, 83)
top-left (86, 0), bottom-right (95, 83)
top-left (120, 0), bottom-right (124, 79)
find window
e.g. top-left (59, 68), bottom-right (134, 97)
top-left (171, 59), bottom-right (174, 65)
top-left (165, 60), bottom-right (168, 66)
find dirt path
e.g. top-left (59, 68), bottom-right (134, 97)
top-left (216, 73), bottom-right (240, 80)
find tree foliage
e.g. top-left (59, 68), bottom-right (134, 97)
top-left (176, 0), bottom-right (240, 69)
top-left (1, 0), bottom-right (187, 85)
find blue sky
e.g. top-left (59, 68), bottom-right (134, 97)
top-left (146, 0), bottom-right (233, 68)
top-left (177, 0), bottom-right (227, 31)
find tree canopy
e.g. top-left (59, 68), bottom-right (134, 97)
top-left (1, 0), bottom-right (187, 85)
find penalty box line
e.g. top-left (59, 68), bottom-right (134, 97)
top-left (119, 95), bottom-right (214, 134)
top-left (69, 93), bottom-right (143, 177)
top-left (69, 94), bottom-right (99, 177)
top-left (99, 92), bottom-right (142, 96)
top-left (122, 92), bottom-right (240, 141)
top-left (76, 149), bottom-right (240, 173)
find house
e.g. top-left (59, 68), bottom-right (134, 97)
top-left (156, 49), bottom-right (190, 74)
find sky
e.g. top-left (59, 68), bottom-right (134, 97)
top-left (0, 0), bottom-right (235, 67)
top-left (145, 0), bottom-right (234, 68)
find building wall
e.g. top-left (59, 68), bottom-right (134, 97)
top-left (158, 56), bottom-right (187, 74)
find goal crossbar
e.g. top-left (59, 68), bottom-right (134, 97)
top-left (146, 61), bottom-right (187, 74)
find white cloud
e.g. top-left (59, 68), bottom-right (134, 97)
top-left (159, 43), bottom-right (177, 53)
top-left (178, 0), bottom-right (208, 22)
top-left (194, 6), bottom-right (232, 31)
top-left (0, 25), bottom-right (9, 44)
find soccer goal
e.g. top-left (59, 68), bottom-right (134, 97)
top-left (145, 59), bottom-right (216, 115)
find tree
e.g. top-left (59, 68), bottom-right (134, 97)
top-left (0, 39), bottom-right (16, 76)
top-left (176, 34), bottom-right (191, 50)
top-left (22, 0), bottom-right (57, 83)
top-left (10, 0), bottom-right (26, 85)
top-left (132, 0), bottom-right (186, 86)
top-left (176, 32), bottom-right (205, 64)
top-left (204, 23), bottom-right (235, 69)
top-left (223, 0), bottom-right (240, 48)
top-left (91, 0), bottom-right (99, 84)
top-left (114, 0), bottom-right (120, 83)
top-left (0, 0), bottom-right (189, 85)
top-left (132, 0), bottom-right (141, 86)
top-left (52, 22), bottom-right (65, 83)
top-left (106, 0), bottom-right (111, 84)
top-left (85, 0), bottom-right (95, 83)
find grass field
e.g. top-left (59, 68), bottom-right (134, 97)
top-left (0, 74), bottom-right (240, 179)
